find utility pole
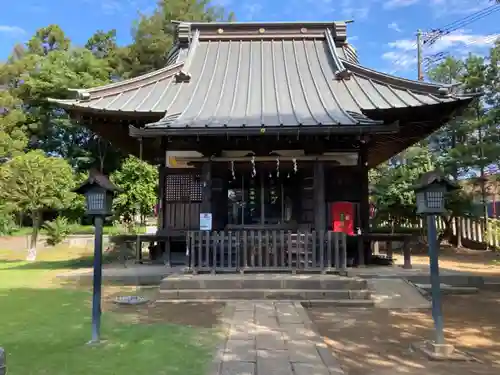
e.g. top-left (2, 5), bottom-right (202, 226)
top-left (417, 29), bottom-right (424, 81)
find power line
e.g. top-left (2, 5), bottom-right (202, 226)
top-left (425, 4), bottom-right (500, 46)
top-left (392, 5), bottom-right (499, 73)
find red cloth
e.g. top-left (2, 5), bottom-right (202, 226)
top-left (331, 201), bottom-right (355, 236)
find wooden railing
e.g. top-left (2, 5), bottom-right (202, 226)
top-left (186, 230), bottom-right (347, 274)
top-left (374, 217), bottom-right (500, 249)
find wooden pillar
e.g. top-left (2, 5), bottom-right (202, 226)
top-left (201, 161), bottom-right (212, 215)
top-left (313, 161), bottom-right (326, 231)
top-left (211, 165), bottom-right (229, 230)
top-left (358, 144), bottom-right (370, 266)
top-left (159, 141), bottom-right (171, 267)
top-left (157, 166), bottom-right (166, 231)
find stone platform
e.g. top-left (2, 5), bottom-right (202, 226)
top-left (158, 274), bottom-right (373, 305)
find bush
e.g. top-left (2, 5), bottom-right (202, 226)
top-left (43, 217), bottom-right (73, 246)
top-left (0, 212), bottom-right (18, 235)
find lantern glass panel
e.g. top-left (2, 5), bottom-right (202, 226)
top-left (426, 190), bottom-right (443, 210)
top-left (86, 191), bottom-right (105, 211)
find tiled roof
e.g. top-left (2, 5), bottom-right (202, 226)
top-left (49, 21), bottom-right (472, 133)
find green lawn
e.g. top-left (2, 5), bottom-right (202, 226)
top-left (0, 249), bottom-right (218, 375)
top-left (9, 224), bottom-right (148, 237)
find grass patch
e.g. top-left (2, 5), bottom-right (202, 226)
top-left (8, 224), bottom-right (148, 237)
top-left (0, 248), bottom-right (220, 375)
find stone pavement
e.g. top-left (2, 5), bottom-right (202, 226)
top-left (368, 278), bottom-right (431, 309)
top-left (209, 301), bottom-right (345, 375)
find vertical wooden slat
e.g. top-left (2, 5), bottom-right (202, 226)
top-left (228, 231), bottom-right (232, 269)
top-left (280, 230), bottom-right (286, 268)
top-left (334, 231), bottom-right (340, 271)
top-left (220, 231), bottom-right (226, 270)
top-left (319, 230), bottom-right (325, 271)
top-left (187, 233), bottom-right (193, 271)
top-left (287, 231), bottom-right (293, 271)
top-left (211, 231), bottom-right (218, 274)
top-left (265, 231), bottom-right (271, 268)
top-left (250, 231), bottom-right (255, 268)
top-left (312, 231), bottom-right (317, 268)
top-left (242, 231), bottom-right (248, 271)
top-left (304, 232), bottom-right (310, 270)
top-left (272, 230), bottom-right (278, 267)
top-left (340, 233), bottom-right (347, 272)
top-left (326, 231), bottom-right (332, 272)
top-left (204, 231), bottom-right (210, 270)
top-left (257, 230), bottom-right (264, 267)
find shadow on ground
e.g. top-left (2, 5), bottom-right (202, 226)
top-left (307, 291), bottom-right (500, 375)
top-left (105, 287), bottom-right (226, 328)
top-left (2, 253), bottom-right (117, 270)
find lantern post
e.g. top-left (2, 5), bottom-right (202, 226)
top-left (74, 170), bottom-right (120, 344)
top-left (0, 347), bottom-right (5, 375)
top-left (412, 170), bottom-right (458, 356)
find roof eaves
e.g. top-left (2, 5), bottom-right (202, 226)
top-left (131, 122), bottom-right (399, 138)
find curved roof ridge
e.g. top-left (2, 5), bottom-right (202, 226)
top-left (67, 61), bottom-right (183, 100)
top-left (341, 59), bottom-right (460, 96)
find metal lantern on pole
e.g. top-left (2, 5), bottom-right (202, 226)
top-left (0, 347), bottom-right (6, 375)
top-left (412, 170), bottom-right (459, 357)
top-left (74, 169), bottom-right (120, 344)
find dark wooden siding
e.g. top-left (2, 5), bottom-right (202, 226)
top-left (163, 173), bottom-right (202, 230)
top-left (164, 202), bottom-right (201, 230)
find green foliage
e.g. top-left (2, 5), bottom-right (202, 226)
top-left (0, 150), bottom-right (75, 212)
top-left (111, 156), bottom-right (158, 223)
top-left (42, 217), bottom-right (73, 246)
top-left (371, 146), bottom-right (435, 225)
top-left (0, 150), bottom-right (76, 247)
top-left (121, 0), bottom-right (234, 77)
top-left (0, 211), bottom-right (18, 235)
top-left (0, 90), bottom-right (28, 159)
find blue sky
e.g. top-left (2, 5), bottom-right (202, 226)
top-left (0, 0), bottom-right (498, 79)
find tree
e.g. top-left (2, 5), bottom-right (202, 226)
top-left (27, 25), bottom-right (70, 56)
top-left (0, 150), bottom-right (75, 259)
top-left (120, 0), bottom-right (234, 77)
top-left (0, 90), bottom-right (27, 161)
top-left (371, 146), bottom-right (436, 231)
top-left (111, 156), bottom-right (158, 225)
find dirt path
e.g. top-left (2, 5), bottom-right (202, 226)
top-left (307, 292), bottom-right (500, 375)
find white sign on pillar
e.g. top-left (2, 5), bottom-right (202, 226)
top-left (199, 213), bottom-right (212, 231)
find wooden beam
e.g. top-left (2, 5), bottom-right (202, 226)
top-left (313, 161), bottom-right (326, 231)
top-left (200, 161), bottom-right (212, 214)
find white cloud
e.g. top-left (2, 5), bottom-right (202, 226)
top-left (430, 0), bottom-right (493, 17)
top-left (0, 25), bottom-right (26, 36)
top-left (388, 22), bottom-right (402, 32)
top-left (383, 0), bottom-right (419, 9)
top-left (383, 30), bottom-right (499, 73)
top-left (383, 0), bottom-right (493, 16)
top-left (340, 0), bottom-right (371, 20)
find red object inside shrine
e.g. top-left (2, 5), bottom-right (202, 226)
top-left (331, 201), bottom-right (355, 236)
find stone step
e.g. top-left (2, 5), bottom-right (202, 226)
top-left (160, 275), bottom-right (368, 291)
top-left (156, 299), bottom-right (375, 307)
top-left (158, 288), bottom-right (372, 300)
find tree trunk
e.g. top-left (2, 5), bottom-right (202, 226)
top-left (27, 210), bottom-right (40, 261)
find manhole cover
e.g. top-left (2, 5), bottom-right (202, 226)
top-left (113, 295), bottom-right (149, 305)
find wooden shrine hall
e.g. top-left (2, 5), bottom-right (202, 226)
top-left (50, 20), bottom-right (473, 272)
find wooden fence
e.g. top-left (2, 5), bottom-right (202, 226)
top-left (186, 230), bottom-right (347, 274)
top-left (374, 217), bottom-right (500, 249)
